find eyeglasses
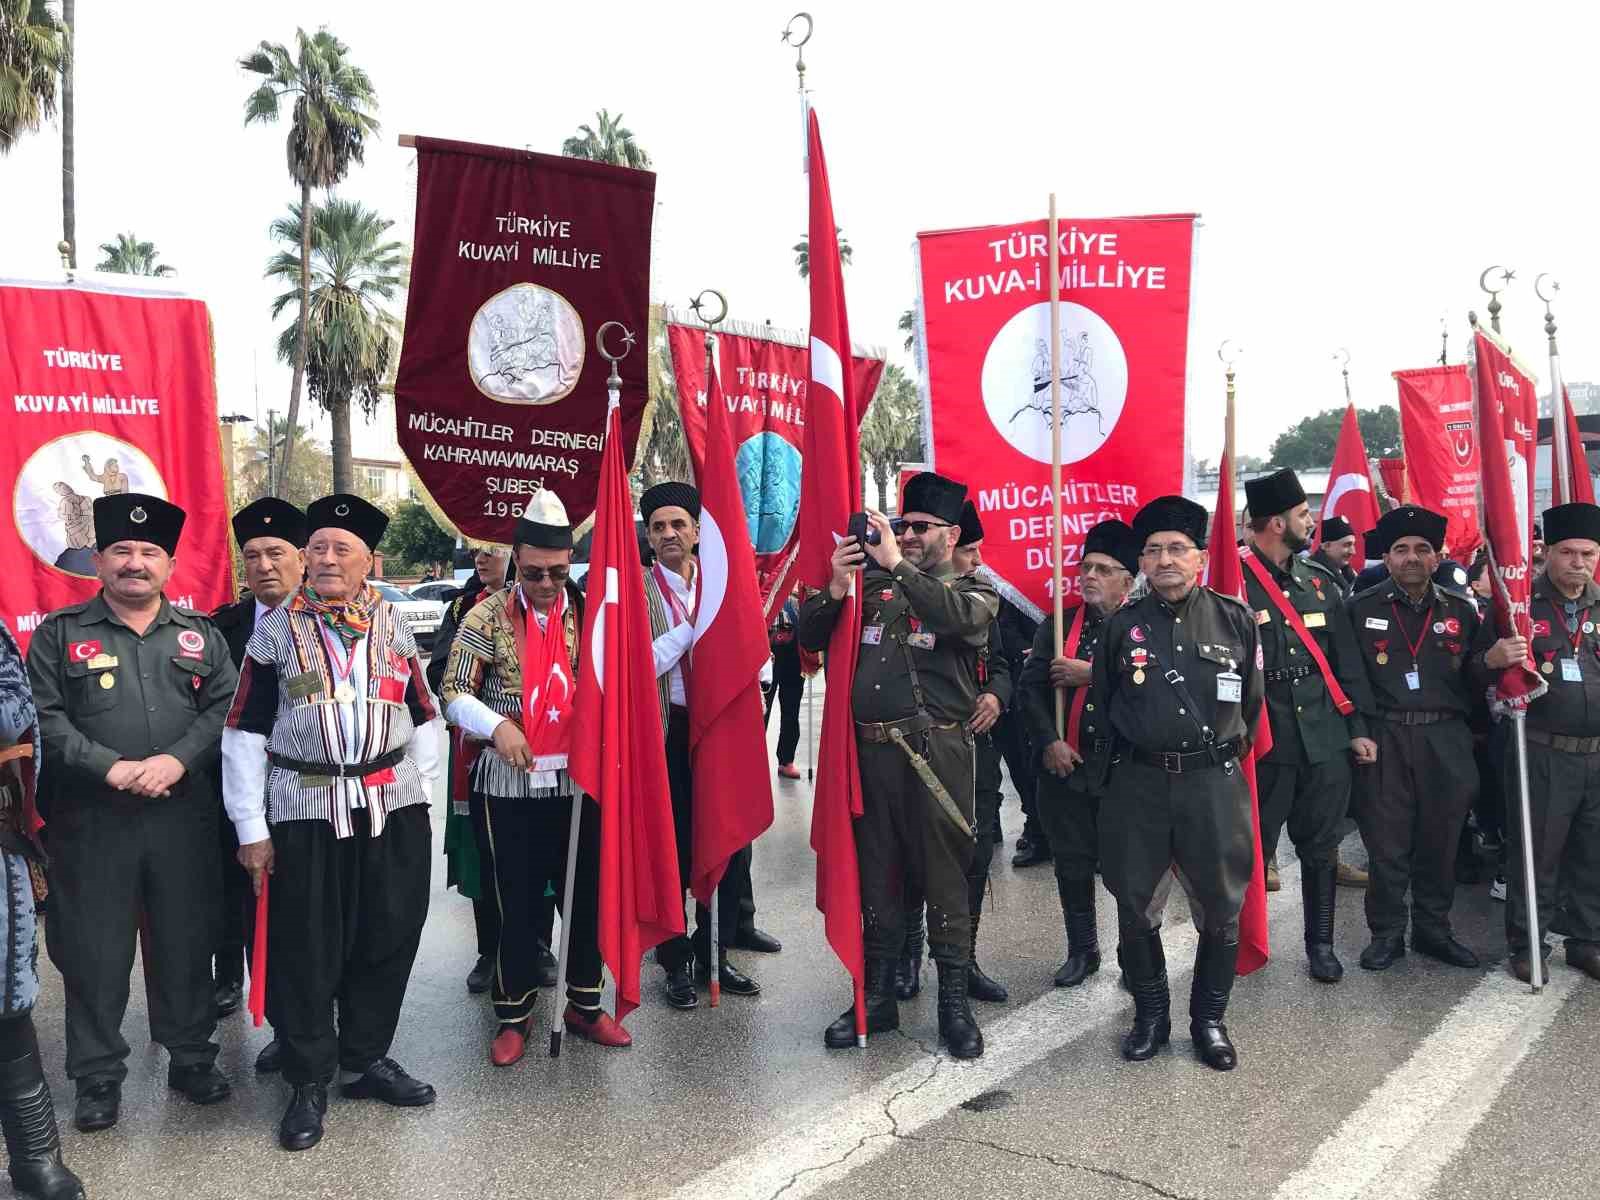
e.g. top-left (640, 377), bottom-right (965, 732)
top-left (1140, 542), bottom-right (1198, 561)
top-left (892, 519), bottom-right (953, 536)
top-left (519, 567), bottom-right (570, 583)
top-left (1080, 561), bottom-right (1131, 578)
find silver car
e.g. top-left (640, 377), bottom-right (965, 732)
top-left (374, 581), bottom-right (445, 652)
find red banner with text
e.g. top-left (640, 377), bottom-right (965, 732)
top-left (395, 137), bottom-right (654, 541)
top-left (916, 215), bottom-right (1194, 617)
top-left (664, 321), bottom-right (885, 608)
top-left (1393, 365), bottom-right (1480, 562)
top-left (0, 280), bottom-right (231, 653)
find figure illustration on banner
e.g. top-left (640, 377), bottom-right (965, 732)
top-left (14, 434), bottom-right (164, 578)
top-left (81, 454), bottom-right (130, 494)
top-left (981, 300), bottom-right (1128, 467)
top-left (1022, 331), bottom-right (1102, 433)
top-left (469, 281), bottom-right (584, 404)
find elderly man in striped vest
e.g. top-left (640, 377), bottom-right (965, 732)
top-left (222, 494), bottom-right (440, 1152)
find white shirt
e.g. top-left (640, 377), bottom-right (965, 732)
top-left (651, 564), bottom-right (697, 706)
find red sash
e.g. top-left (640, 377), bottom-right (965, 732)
top-left (1063, 604), bottom-right (1090, 752)
top-left (1241, 550), bottom-right (1355, 716)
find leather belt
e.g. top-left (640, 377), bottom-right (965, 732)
top-left (1264, 665), bottom-right (1315, 683)
top-left (1379, 709), bottom-right (1456, 726)
top-left (269, 747), bottom-right (406, 779)
top-left (1128, 737), bottom-right (1243, 774)
top-left (855, 713), bottom-right (936, 744)
top-left (1525, 726), bottom-right (1600, 755)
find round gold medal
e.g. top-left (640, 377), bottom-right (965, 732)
top-left (98, 673), bottom-right (116, 690)
top-left (1542, 660), bottom-right (1555, 675)
top-left (1133, 669), bottom-right (1146, 685)
top-left (1375, 652), bottom-right (1388, 665)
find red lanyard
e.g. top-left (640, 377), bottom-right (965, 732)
top-left (1390, 601), bottom-right (1432, 668)
top-left (319, 624), bottom-right (359, 688)
top-left (1552, 605), bottom-right (1591, 655)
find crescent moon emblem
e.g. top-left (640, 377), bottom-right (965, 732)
top-left (1321, 472), bottom-right (1371, 519)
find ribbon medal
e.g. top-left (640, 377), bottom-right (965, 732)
top-left (1373, 639), bottom-right (1389, 666)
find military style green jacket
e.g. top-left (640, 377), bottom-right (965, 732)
top-left (798, 558), bottom-right (999, 725)
top-left (25, 592), bottom-right (238, 803)
top-left (1242, 548), bottom-right (1373, 764)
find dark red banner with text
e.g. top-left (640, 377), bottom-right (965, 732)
top-left (665, 320), bottom-right (885, 607)
top-left (916, 215), bottom-right (1194, 617)
top-left (0, 280), bottom-right (231, 653)
top-left (1393, 365), bottom-right (1480, 562)
top-left (395, 137), bottom-right (654, 541)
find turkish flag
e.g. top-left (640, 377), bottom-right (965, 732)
top-left (1204, 435), bottom-right (1270, 976)
top-left (1376, 457), bottom-right (1408, 506)
top-left (1557, 386), bottom-right (1596, 505)
top-left (569, 399), bottom-right (685, 1020)
top-left (1314, 403), bottom-right (1381, 550)
top-left (686, 361), bottom-right (775, 905)
top-left (1471, 328), bottom-right (1544, 709)
top-left (797, 108), bottom-right (867, 1020)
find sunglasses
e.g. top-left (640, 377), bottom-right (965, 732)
top-left (519, 567), bottom-right (570, 583)
top-left (892, 519), bottom-right (953, 536)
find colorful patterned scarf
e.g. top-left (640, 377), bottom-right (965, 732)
top-left (291, 582), bottom-right (380, 648)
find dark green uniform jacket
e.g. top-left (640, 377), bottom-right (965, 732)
top-left (1526, 572), bottom-right (1600, 735)
top-left (1345, 578), bottom-right (1494, 716)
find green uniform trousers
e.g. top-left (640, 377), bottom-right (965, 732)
top-left (857, 725), bottom-right (976, 965)
top-left (1505, 740), bottom-right (1600, 952)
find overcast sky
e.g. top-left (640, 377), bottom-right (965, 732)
top-left (5, 0), bottom-right (1596, 461)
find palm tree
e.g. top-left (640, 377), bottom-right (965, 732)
top-left (0, 0), bottom-right (67, 155)
top-left (793, 229), bottom-right (852, 279)
top-left (265, 198), bottom-right (407, 494)
top-left (898, 308), bottom-right (916, 355)
top-left (241, 27), bottom-right (380, 486)
top-left (96, 232), bottom-right (174, 276)
top-left (561, 109), bottom-right (650, 168)
top-left (858, 363), bottom-right (920, 510)
top-left (235, 417), bottom-right (331, 509)
top-left (636, 304), bottom-right (692, 491)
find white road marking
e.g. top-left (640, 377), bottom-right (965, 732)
top-left (1271, 967), bottom-right (1581, 1200)
top-left (667, 862), bottom-right (1305, 1200)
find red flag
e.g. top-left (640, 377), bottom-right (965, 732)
top-left (1314, 403), bottom-right (1382, 550)
top-left (1376, 457), bottom-right (1408, 506)
top-left (1395, 365), bottom-right (1482, 562)
top-left (569, 400), bottom-right (685, 1020)
top-left (686, 360), bottom-right (776, 905)
top-left (1204, 435), bottom-right (1271, 975)
top-left (797, 109), bottom-right (867, 1016)
top-left (1556, 385), bottom-right (1595, 505)
top-left (1471, 328), bottom-right (1544, 708)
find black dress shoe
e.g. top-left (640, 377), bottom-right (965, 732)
top-left (664, 962), bottom-right (698, 1010)
top-left (1011, 841), bottom-right (1052, 869)
top-left (1411, 933), bottom-right (1480, 968)
top-left (278, 1083), bottom-right (327, 1152)
top-left (466, 955), bottom-right (494, 994)
top-left (214, 979), bottom-right (243, 1018)
top-left (255, 1038), bottom-right (283, 1074)
top-left (341, 1058), bottom-right (436, 1107)
top-left (1358, 935), bottom-right (1407, 971)
top-left (1190, 1021), bottom-right (1237, 1071)
top-left (167, 1063), bottom-right (232, 1106)
top-left (72, 1080), bottom-right (119, 1133)
top-left (1568, 940), bottom-right (1600, 980)
top-left (536, 943), bottom-right (559, 989)
top-left (1510, 943), bottom-right (1553, 983)
top-left (733, 927), bottom-right (783, 954)
top-left (717, 959), bottom-right (761, 997)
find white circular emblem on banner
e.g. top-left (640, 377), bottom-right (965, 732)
top-left (979, 301), bottom-right (1129, 466)
top-left (12, 434), bottom-right (164, 579)
top-left (468, 282), bottom-right (585, 405)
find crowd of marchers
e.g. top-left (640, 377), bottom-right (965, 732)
top-left (0, 467), bottom-right (1595, 1200)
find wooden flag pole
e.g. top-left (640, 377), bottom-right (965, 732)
top-left (1049, 195), bottom-right (1065, 737)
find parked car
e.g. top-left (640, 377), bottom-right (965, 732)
top-left (374, 581), bottom-right (445, 652)
top-left (407, 580), bottom-right (457, 605)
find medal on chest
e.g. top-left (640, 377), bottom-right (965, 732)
top-left (1130, 646), bottom-right (1148, 684)
top-left (1373, 639), bottom-right (1389, 666)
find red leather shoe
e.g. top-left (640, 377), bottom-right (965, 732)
top-left (490, 1021), bottom-right (529, 1066)
top-left (777, 764), bottom-right (802, 780)
top-left (563, 1004), bottom-right (633, 1048)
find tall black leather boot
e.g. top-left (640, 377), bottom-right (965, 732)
top-left (935, 960), bottom-right (984, 1059)
top-left (1190, 931), bottom-right (1239, 1071)
top-left (1118, 928), bottom-right (1170, 1061)
top-left (967, 914), bottom-right (1008, 1003)
top-left (1302, 859), bottom-right (1344, 983)
top-left (894, 909), bottom-right (924, 1001)
top-left (825, 958), bottom-right (899, 1048)
top-left (0, 1035), bottom-right (86, 1200)
top-left (1054, 877), bottom-right (1102, 987)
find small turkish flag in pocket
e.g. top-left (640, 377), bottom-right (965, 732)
top-left (378, 675), bottom-right (406, 703)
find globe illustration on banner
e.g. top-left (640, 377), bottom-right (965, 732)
top-left (735, 432), bottom-right (802, 553)
top-left (979, 300), bottom-right (1129, 465)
